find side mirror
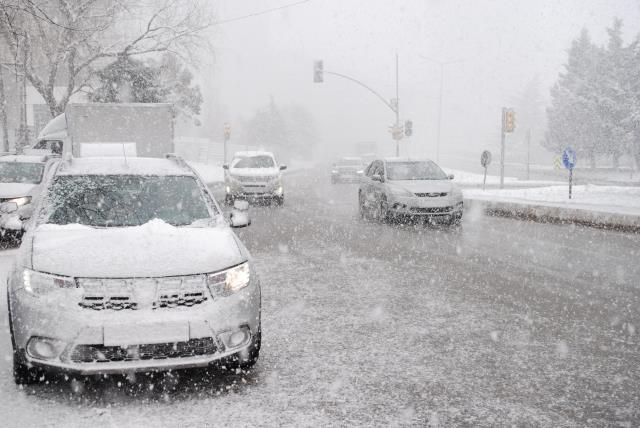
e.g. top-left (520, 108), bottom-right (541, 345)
top-left (279, 165), bottom-right (287, 171)
top-left (0, 201), bottom-right (18, 214)
top-left (223, 164), bottom-right (229, 170)
top-left (448, 174), bottom-right (455, 180)
top-left (229, 199), bottom-right (251, 228)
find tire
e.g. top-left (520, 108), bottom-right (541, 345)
top-left (358, 192), bottom-right (366, 219)
top-left (8, 291), bottom-right (38, 385)
top-left (375, 197), bottom-right (390, 223)
top-left (448, 212), bottom-right (462, 226)
top-left (222, 326), bottom-right (261, 371)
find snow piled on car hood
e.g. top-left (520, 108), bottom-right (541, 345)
top-left (31, 219), bottom-right (244, 277)
top-left (0, 183), bottom-right (37, 198)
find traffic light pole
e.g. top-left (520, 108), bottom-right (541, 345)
top-left (500, 107), bottom-right (505, 189)
top-left (317, 56), bottom-right (401, 155)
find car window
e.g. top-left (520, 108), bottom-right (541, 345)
top-left (0, 162), bottom-right (45, 184)
top-left (43, 175), bottom-right (213, 227)
top-left (386, 161), bottom-right (448, 181)
top-left (232, 155), bottom-right (275, 168)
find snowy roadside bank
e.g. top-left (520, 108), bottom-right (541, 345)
top-left (464, 185), bottom-right (640, 231)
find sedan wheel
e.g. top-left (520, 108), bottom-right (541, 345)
top-left (375, 198), bottom-right (390, 223)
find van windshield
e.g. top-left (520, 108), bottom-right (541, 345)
top-left (45, 175), bottom-right (213, 227)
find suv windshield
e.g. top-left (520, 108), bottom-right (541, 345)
top-left (232, 156), bottom-right (275, 168)
top-left (386, 161), bottom-right (448, 181)
top-left (0, 162), bottom-right (44, 184)
top-left (45, 175), bottom-right (212, 227)
top-left (336, 159), bottom-right (362, 167)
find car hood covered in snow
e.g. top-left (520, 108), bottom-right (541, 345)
top-left (388, 179), bottom-right (456, 194)
top-left (30, 219), bottom-right (245, 278)
top-left (0, 183), bottom-right (38, 199)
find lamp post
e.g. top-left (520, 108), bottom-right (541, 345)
top-left (419, 56), bottom-right (465, 163)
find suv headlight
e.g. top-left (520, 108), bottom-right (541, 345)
top-left (206, 262), bottom-right (250, 297)
top-left (8, 196), bottom-right (31, 206)
top-left (23, 269), bottom-right (77, 296)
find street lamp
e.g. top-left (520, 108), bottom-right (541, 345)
top-left (419, 56), bottom-right (465, 163)
top-left (314, 55), bottom-right (403, 156)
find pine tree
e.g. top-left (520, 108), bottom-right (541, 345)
top-left (546, 29), bottom-right (602, 168)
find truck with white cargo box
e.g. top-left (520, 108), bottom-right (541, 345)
top-left (34, 103), bottom-right (175, 158)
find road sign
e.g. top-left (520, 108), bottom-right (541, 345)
top-left (562, 147), bottom-right (576, 170)
top-left (389, 124), bottom-right (403, 140)
top-left (480, 150), bottom-right (492, 191)
top-left (480, 150), bottom-right (492, 167)
top-left (553, 155), bottom-right (562, 170)
top-left (562, 147), bottom-right (577, 199)
top-left (223, 122), bottom-right (231, 140)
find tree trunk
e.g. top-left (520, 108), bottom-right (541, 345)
top-left (0, 67), bottom-right (9, 152)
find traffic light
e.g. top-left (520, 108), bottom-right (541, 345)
top-left (313, 60), bottom-right (323, 83)
top-left (404, 120), bottom-right (413, 137)
top-left (223, 122), bottom-right (231, 140)
top-left (503, 109), bottom-right (515, 133)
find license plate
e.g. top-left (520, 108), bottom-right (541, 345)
top-left (103, 322), bottom-right (189, 346)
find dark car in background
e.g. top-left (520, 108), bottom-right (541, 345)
top-left (331, 157), bottom-right (365, 184)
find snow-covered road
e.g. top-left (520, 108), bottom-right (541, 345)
top-left (1, 168), bottom-right (639, 426)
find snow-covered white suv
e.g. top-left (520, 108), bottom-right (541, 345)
top-left (359, 158), bottom-right (463, 225)
top-left (224, 151), bottom-right (286, 205)
top-left (7, 155), bottom-right (261, 384)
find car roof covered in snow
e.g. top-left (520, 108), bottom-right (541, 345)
top-left (383, 157), bottom-right (437, 164)
top-left (0, 154), bottom-right (50, 163)
top-left (55, 157), bottom-right (195, 176)
top-left (232, 151), bottom-right (275, 158)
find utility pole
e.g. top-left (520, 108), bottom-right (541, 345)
top-left (395, 53), bottom-right (400, 157)
top-left (526, 128), bottom-right (531, 181)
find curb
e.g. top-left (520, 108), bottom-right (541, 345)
top-left (465, 198), bottom-right (640, 233)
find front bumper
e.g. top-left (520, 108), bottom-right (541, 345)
top-left (226, 181), bottom-right (283, 198)
top-left (9, 277), bottom-right (261, 375)
top-left (0, 213), bottom-right (27, 231)
top-left (389, 197), bottom-right (463, 216)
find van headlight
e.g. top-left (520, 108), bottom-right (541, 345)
top-left (23, 269), bottom-right (77, 295)
top-left (206, 262), bottom-right (250, 297)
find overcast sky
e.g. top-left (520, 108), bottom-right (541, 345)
top-left (203, 0), bottom-right (640, 166)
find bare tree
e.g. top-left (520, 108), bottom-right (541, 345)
top-left (0, 0), bottom-right (212, 118)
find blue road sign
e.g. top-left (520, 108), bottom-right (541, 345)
top-left (562, 147), bottom-right (577, 170)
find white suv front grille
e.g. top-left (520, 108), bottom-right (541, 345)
top-left (78, 276), bottom-right (209, 311)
